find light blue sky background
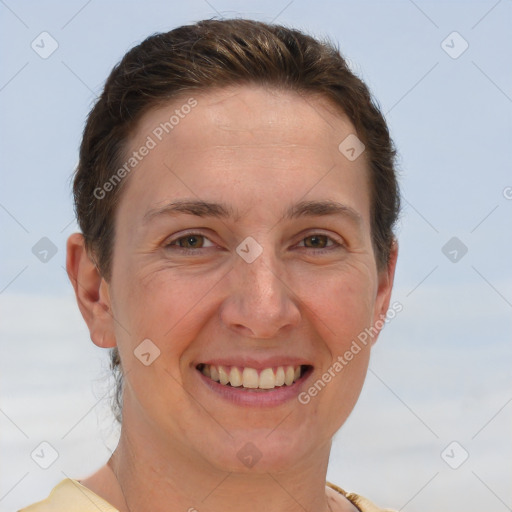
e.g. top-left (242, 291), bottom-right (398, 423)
top-left (1, 1), bottom-right (511, 511)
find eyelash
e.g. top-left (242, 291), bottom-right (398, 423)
top-left (164, 232), bottom-right (343, 254)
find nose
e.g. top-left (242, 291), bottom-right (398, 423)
top-left (219, 248), bottom-right (301, 339)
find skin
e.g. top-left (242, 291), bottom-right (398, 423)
top-left (67, 85), bottom-right (398, 512)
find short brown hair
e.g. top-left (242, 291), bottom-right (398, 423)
top-left (73, 18), bottom-right (400, 422)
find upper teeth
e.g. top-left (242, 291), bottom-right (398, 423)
top-left (200, 364), bottom-right (303, 390)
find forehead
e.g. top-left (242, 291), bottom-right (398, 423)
top-left (118, 85), bottom-right (370, 225)
top-left (136, 86), bottom-right (357, 151)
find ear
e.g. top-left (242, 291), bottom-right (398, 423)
top-left (66, 233), bottom-right (117, 349)
top-left (371, 239), bottom-right (399, 343)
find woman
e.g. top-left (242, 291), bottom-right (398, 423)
top-left (20, 19), bottom-right (399, 512)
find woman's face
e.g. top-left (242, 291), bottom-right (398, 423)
top-left (103, 86), bottom-right (396, 472)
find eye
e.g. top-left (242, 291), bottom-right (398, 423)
top-left (298, 234), bottom-right (337, 249)
top-left (166, 233), bottom-right (215, 250)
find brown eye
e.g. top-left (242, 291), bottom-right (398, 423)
top-left (176, 235), bottom-right (205, 248)
top-left (167, 234), bottom-right (217, 250)
top-left (302, 235), bottom-right (331, 249)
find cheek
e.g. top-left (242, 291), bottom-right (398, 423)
top-left (296, 270), bottom-right (375, 433)
top-left (112, 265), bottom-right (223, 365)
top-left (294, 264), bottom-right (377, 348)
top-left (109, 268), bottom-right (217, 420)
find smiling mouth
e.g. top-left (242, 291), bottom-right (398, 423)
top-left (196, 363), bottom-right (312, 390)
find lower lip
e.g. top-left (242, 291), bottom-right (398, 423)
top-left (196, 367), bottom-right (313, 407)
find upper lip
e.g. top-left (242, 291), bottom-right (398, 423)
top-left (197, 357), bottom-right (313, 371)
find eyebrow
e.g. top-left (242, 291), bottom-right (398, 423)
top-left (142, 200), bottom-right (235, 224)
top-left (284, 200), bottom-right (363, 225)
top-left (142, 199), bottom-right (362, 226)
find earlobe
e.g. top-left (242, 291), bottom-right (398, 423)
top-left (66, 233), bottom-right (117, 349)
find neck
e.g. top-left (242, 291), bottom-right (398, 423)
top-left (108, 414), bottom-right (335, 512)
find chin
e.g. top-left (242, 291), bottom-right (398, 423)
top-left (202, 428), bottom-right (322, 474)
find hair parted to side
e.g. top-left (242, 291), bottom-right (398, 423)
top-left (73, 18), bottom-right (400, 423)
